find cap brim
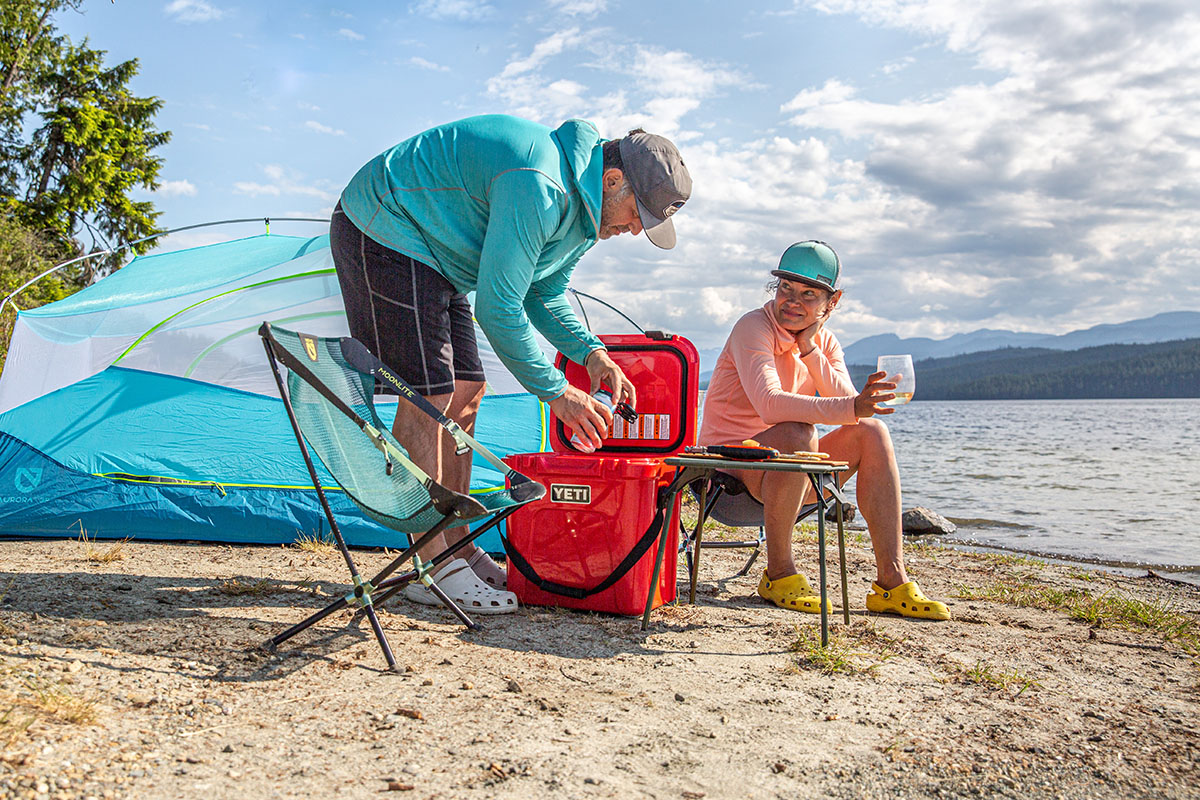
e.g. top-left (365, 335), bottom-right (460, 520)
top-left (771, 270), bottom-right (836, 291)
top-left (635, 194), bottom-right (676, 250)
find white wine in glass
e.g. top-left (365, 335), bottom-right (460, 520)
top-left (876, 354), bottom-right (915, 406)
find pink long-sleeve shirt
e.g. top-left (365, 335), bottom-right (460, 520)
top-left (698, 302), bottom-right (858, 447)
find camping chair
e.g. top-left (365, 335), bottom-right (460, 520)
top-left (258, 322), bottom-right (545, 670)
top-left (681, 471), bottom-right (853, 622)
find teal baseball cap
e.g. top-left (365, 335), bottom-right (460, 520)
top-left (771, 240), bottom-right (841, 292)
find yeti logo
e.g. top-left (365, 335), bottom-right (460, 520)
top-left (550, 484), bottom-right (591, 504)
top-left (14, 467), bottom-right (42, 493)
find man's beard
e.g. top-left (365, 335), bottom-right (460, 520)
top-left (599, 182), bottom-right (633, 237)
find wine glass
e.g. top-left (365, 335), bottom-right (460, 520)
top-left (876, 354), bottom-right (915, 406)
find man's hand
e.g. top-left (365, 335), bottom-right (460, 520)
top-left (548, 384), bottom-right (613, 453)
top-left (854, 370), bottom-right (897, 418)
top-left (584, 349), bottom-right (637, 408)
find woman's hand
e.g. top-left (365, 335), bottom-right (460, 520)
top-left (547, 384), bottom-right (613, 452)
top-left (854, 370), bottom-right (897, 418)
top-left (796, 318), bottom-right (823, 357)
top-left (585, 349), bottom-right (636, 408)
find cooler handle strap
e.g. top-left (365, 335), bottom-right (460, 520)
top-left (500, 471), bottom-right (691, 600)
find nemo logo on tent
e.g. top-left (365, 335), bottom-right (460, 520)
top-left (14, 468), bottom-right (41, 493)
top-left (550, 484), bottom-right (590, 504)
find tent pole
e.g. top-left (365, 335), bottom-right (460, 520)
top-left (0, 217), bottom-right (328, 317)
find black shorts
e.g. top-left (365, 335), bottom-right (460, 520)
top-left (330, 204), bottom-right (485, 395)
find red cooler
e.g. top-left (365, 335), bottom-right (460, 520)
top-left (503, 332), bottom-right (700, 616)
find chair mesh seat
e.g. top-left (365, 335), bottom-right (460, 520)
top-left (260, 322), bottom-right (545, 667)
top-left (270, 327), bottom-right (526, 534)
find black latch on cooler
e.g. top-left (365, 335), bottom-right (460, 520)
top-left (643, 330), bottom-right (674, 341)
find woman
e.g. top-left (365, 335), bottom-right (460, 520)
top-left (699, 241), bottom-right (949, 620)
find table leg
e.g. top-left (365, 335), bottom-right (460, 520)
top-left (835, 475), bottom-right (850, 625)
top-left (642, 484), bottom-right (685, 631)
top-left (810, 473), bottom-right (829, 647)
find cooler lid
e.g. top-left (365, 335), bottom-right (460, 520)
top-left (549, 332), bottom-right (699, 456)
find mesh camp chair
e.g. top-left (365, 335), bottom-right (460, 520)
top-left (259, 322), bottom-right (545, 670)
top-left (681, 470), bottom-right (853, 623)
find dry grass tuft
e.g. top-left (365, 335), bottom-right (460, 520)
top-left (29, 680), bottom-right (98, 725)
top-left (291, 530), bottom-right (337, 556)
top-left (215, 577), bottom-right (273, 597)
top-left (76, 522), bottom-right (130, 564)
top-left (0, 704), bottom-right (37, 750)
top-left (0, 669), bottom-right (98, 749)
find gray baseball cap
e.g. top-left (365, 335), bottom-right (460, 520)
top-left (618, 131), bottom-right (692, 249)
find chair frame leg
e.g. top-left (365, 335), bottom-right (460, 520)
top-left (362, 507), bottom-right (519, 617)
top-left (680, 483), bottom-right (766, 596)
top-left (734, 530), bottom-right (764, 578)
top-left (262, 339), bottom-right (408, 669)
top-left (261, 340), bottom-right (517, 667)
top-left (688, 480), bottom-right (709, 604)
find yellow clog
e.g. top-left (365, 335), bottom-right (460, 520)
top-left (866, 580), bottom-right (950, 621)
top-left (757, 571), bottom-right (832, 614)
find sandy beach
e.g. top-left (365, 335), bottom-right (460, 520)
top-left (0, 512), bottom-right (1197, 800)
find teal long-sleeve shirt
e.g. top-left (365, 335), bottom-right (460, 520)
top-left (338, 114), bottom-right (606, 400)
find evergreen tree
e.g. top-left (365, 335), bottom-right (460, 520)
top-left (1, 1), bottom-right (79, 200)
top-left (1, 0), bottom-right (170, 281)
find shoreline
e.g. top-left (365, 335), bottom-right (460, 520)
top-left (929, 538), bottom-right (1200, 588)
top-left (0, 517), bottom-right (1197, 799)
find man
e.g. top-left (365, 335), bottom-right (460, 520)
top-left (331, 114), bottom-right (692, 614)
top-left (699, 241), bottom-right (949, 620)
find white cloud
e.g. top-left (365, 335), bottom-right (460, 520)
top-left (699, 0), bottom-right (1200, 343)
top-left (156, 180), bottom-right (197, 197)
top-left (163, 0), bottom-right (224, 23)
top-left (547, 0), bottom-right (608, 17)
top-left (485, 30), bottom-right (754, 137)
top-left (304, 120), bottom-right (346, 136)
top-left (881, 56), bottom-right (914, 75)
top-left (410, 0), bottom-right (495, 22)
top-left (337, 28), bottom-right (364, 41)
top-left (232, 165), bottom-right (339, 203)
top-left (781, 79), bottom-right (857, 113)
top-left (410, 56), bottom-right (450, 72)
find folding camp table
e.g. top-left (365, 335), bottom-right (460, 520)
top-left (642, 455), bottom-right (851, 645)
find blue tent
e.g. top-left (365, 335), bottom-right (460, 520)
top-left (0, 233), bottom-right (549, 549)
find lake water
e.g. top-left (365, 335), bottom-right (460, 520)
top-left (829, 398), bottom-right (1200, 582)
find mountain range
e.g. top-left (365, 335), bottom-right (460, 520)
top-left (845, 338), bottom-right (1200, 400)
top-left (841, 311), bottom-right (1200, 365)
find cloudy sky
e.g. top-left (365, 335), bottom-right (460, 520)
top-left (58, 0), bottom-right (1200, 350)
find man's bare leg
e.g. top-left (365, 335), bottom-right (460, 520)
top-left (440, 380), bottom-right (486, 560)
top-left (390, 391), bottom-right (453, 561)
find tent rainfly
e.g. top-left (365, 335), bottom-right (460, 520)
top-left (0, 231), bottom-right (549, 549)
